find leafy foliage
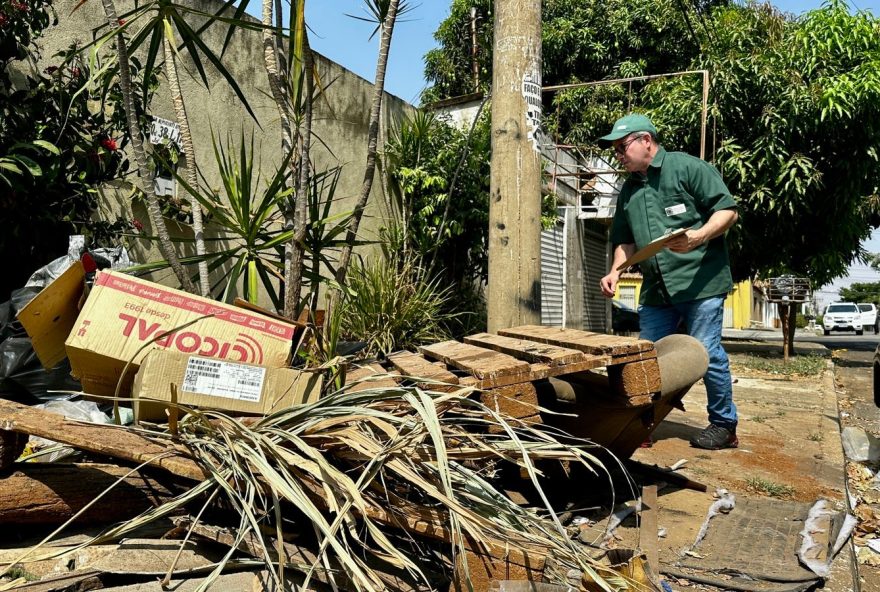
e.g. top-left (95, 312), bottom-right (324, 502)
top-left (1, 0), bottom-right (153, 298)
top-left (422, 0), bottom-right (721, 104)
top-left (339, 250), bottom-right (453, 358)
top-left (383, 110), bottom-right (491, 285)
top-left (425, 0), bottom-right (880, 288)
top-left (838, 281), bottom-right (880, 304)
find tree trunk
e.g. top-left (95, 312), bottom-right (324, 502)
top-left (163, 30), bottom-right (210, 296)
top-left (787, 302), bottom-right (797, 356)
top-left (284, 34), bottom-right (313, 319)
top-left (99, 0), bottom-right (194, 293)
top-left (335, 0), bottom-right (401, 287)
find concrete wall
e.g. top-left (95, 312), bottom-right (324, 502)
top-left (22, 0), bottom-right (413, 303)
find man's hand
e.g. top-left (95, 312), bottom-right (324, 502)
top-left (666, 229), bottom-right (706, 253)
top-left (600, 271), bottom-right (619, 298)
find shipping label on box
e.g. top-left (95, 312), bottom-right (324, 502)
top-left (133, 350), bottom-right (322, 420)
top-left (65, 271), bottom-right (296, 396)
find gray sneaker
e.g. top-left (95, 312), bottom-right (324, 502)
top-left (690, 424), bottom-right (738, 450)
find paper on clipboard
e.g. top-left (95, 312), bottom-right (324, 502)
top-left (616, 228), bottom-right (689, 271)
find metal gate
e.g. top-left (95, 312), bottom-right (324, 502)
top-left (581, 221), bottom-right (608, 332)
top-left (540, 222), bottom-right (566, 327)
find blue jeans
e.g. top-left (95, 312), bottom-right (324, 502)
top-left (638, 295), bottom-right (737, 429)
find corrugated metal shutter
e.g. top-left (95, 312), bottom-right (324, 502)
top-left (581, 221), bottom-right (608, 332)
top-left (541, 222), bottom-right (565, 327)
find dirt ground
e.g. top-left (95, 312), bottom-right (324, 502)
top-left (616, 346), bottom-right (862, 591)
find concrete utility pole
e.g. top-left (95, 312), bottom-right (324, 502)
top-left (487, 0), bottom-right (543, 333)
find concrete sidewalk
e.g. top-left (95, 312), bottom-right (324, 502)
top-left (623, 343), bottom-right (858, 591)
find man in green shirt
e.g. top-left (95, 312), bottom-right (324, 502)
top-left (597, 114), bottom-right (740, 450)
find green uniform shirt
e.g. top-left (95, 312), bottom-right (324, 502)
top-left (610, 146), bottom-right (737, 306)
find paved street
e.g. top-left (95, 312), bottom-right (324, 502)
top-left (724, 327), bottom-right (880, 352)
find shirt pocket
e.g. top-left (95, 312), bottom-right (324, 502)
top-left (659, 191), bottom-right (701, 229)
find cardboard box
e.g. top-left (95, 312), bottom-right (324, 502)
top-left (17, 261), bottom-right (87, 369)
top-left (63, 271), bottom-right (297, 396)
top-left (132, 349), bottom-right (322, 421)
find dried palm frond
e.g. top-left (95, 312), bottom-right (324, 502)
top-left (5, 379), bottom-right (638, 592)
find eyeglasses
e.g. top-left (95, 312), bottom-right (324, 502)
top-left (613, 134), bottom-right (644, 155)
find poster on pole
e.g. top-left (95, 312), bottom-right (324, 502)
top-left (521, 72), bottom-right (543, 153)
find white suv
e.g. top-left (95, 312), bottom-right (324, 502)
top-left (858, 303), bottom-right (879, 333)
top-left (823, 302), bottom-right (863, 336)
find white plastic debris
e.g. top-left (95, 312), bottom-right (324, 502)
top-left (603, 500), bottom-right (640, 545)
top-left (841, 426), bottom-right (880, 462)
top-left (669, 459), bottom-right (688, 471)
top-left (868, 539), bottom-right (880, 554)
top-left (691, 488), bottom-right (736, 548)
top-left (798, 499), bottom-right (857, 578)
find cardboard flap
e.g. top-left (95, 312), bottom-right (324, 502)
top-left (17, 261), bottom-right (86, 369)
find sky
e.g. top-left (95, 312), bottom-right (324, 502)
top-left (300, 1), bottom-right (880, 304)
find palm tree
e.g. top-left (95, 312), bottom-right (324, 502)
top-left (261, 0), bottom-right (312, 318)
top-left (335, 0), bottom-right (403, 287)
top-left (98, 0), bottom-right (195, 292)
top-left (162, 26), bottom-right (210, 296)
top-left (90, 0), bottom-right (264, 293)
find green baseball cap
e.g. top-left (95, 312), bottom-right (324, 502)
top-left (597, 114), bottom-right (657, 147)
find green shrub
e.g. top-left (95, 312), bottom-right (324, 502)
top-left (340, 253), bottom-right (454, 358)
top-left (795, 313), bottom-right (807, 329)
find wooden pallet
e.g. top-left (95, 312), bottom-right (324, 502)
top-left (383, 326), bottom-right (652, 391)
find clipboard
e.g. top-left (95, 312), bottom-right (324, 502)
top-left (616, 228), bottom-right (689, 271)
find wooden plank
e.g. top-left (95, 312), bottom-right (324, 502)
top-left (458, 354), bottom-right (610, 389)
top-left (344, 363), bottom-right (399, 392)
top-left (640, 485), bottom-right (660, 577)
top-left (607, 348), bottom-right (658, 366)
top-left (387, 351), bottom-right (460, 386)
top-left (0, 399), bottom-right (207, 482)
top-left (419, 341), bottom-right (530, 380)
top-left (499, 325), bottom-right (653, 356)
top-left (463, 332), bottom-right (586, 366)
top-left (608, 358), bottom-right (662, 397)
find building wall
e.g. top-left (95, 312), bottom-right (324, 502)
top-left (724, 280), bottom-right (753, 329)
top-left (21, 0), bottom-right (413, 302)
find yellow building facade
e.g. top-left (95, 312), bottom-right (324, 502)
top-left (613, 276), bottom-right (756, 329)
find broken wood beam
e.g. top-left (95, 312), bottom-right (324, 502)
top-left (640, 485), bottom-right (659, 577)
top-left (0, 463), bottom-right (181, 525)
top-left (0, 399), bottom-right (207, 481)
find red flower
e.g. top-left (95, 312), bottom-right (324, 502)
top-left (100, 137), bottom-right (118, 151)
top-left (10, 1), bottom-right (28, 11)
top-left (117, 18), bottom-right (125, 25)
top-left (132, 218), bottom-right (144, 232)
top-left (0, 13), bottom-right (8, 26)
top-left (70, 67), bottom-right (81, 77)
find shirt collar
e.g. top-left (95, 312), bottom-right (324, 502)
top-left (649, 146), bottom-right (666, 169)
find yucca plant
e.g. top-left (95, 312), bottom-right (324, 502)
top-left (339, 249), bottom-right (454, 358)
top-left (126, 130), bottom-right (293, 307)
top-left (1, 383), bottom-right (629, 592)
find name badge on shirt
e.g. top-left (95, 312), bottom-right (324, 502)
top-left (665, 203), bottom-right (687, 216)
